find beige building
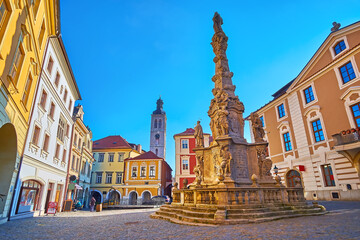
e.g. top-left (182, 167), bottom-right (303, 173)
top-left (65, 105), bottom-right (93, 207)
top-left (251, 21), bottom-right (360, 200)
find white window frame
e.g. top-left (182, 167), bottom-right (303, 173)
top-left (108, 153), bottom-right (114, 162)
top-left (330, 36), bottom-right (349, 59)
top-left (341, 86), bottom-right (360, 129)
top-left (96, 172), bottom-right (102, 184)
top-left (181, 158), bottom-right (189, 174)
top-left (149, 165), bottom-right (156, 177)
top-left (276, 101), bottom-right (288, 122)
top-left (304, 106), bottom-right (328, 149)
top-left (333, 56), bottom-right (360, 90)
top-left (277, 121), bottom-right (295, 159)
top-left (140, 165), bottom-right (146, 178)
top-left (131, 166), bottom-right (138, 178)
top-left (181, 139), bottom-right (189, 149)
top-left (106, 172), bottom-right (112, 184)
top-left (300, 82), bottom-right (318, 108)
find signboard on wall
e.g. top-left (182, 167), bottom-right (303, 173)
top-left (63, 200), bottom-right (73, 212)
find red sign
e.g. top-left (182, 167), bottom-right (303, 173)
top-left (298, 165), bottom-right (305, 172)
top-left (47, 202), bottom-right (58, 215)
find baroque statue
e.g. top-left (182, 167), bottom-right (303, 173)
top-left (250, 112), bottom-right (265, 142)
top-left (194, 120), bottom-right (204, 147)
top-left (212, 12), bottom-right (223, 33)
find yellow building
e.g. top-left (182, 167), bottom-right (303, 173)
top-left (0, 0), bottom-right (58, 222)
top-left (122, 151), bottom-right (172, 205)
top-left (90, 135), bottom-right (141, 204)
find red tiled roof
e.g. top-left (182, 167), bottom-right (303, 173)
top-left (126, 151), bottom-right (162, 160)
top-left (173, 128), bottom-right (210, 137)
top-left (93, 135), bottom-right (132, 149)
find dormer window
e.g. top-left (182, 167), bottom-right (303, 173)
top-left (334, 40), bottom-right (346, 55)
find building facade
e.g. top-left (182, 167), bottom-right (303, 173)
top-left (150, 97), bottom-right (166, 159)
top-left (0, 0), bottom-right (58, 222)
top-left (251, 21), bottom-right (360, 200)
top-left (90, 135), bottom-right (141, 204)
top-left (122, 151), bottom-right (172, 205)
top-left (174, 128), bottom-right (210, 189)
top-left (10, 35), bottom-right (81, 218)
top-left (65, 105), bottom-right (93, 207)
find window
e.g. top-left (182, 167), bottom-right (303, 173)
top-left (78, 138), bottom-right (81, 149)
top-left (98, 153), bottom-right (104, 162)
top-left (140, 166), bottom-right (146, 177)
top-left (108, 153), bottom-right (114, 162)
top-left (334, 40), bottom-right (346, 55)
top-left (47, 57), bottom-right (54, 74)
top-left (283, 132), bottom-right (292, 152)
top-left (57, 117), bottom-right (66, 141)
top-left (312, 120), bottom-right (325, 142)
top-left (71, 155), bottom-right (75, 170)
top-left (9, 34), bottom-right (25, 85)
top-left (259, 116), bottom-right (264, 127)
top-left (155, 149), bottom-right (158, 155)
top-left (154, 119), bottom-right (157, 128)
top-left (149, 166), bottom-right (155, 177)
top-left (182, 159), bottom-right (189, 170)
top-left (66, 124), bottom-right (70, 137)
top-left (38, 20), bottom-right (45, 49)
top-left (131, 166), bottom-right (138, 177)
top-left (322, 164), bottom-right (335, 187)
top-left (32, 126), bottom-right (40, 146)
top-left (96, 172), bottom-right (102, 184)
top-left (76, 157), bottom-right (80, 171)
top-left (304, 86), bottom-right (315, 104)
top-left (106, 172), bottom-right (112, 184)
top-left (74, 134), bottom-right (77, 147)
top-left (159, 119), bottom-right (162, 128)
top-left (55, 143), bottom-right (60, 159)
top-left (55, 72), bottom-right (60, 87)
top-left (40, 90), bottom-right (47, 109)
top-left (68, 99), bottom-right (72, 112)
top-left (181, 139), bottom-right (188, 149)
top-left (116, 172), bottom-right (123, 184)
top-left (49, 102), bottom-right (55, 119)
top-left (339, 62), bottom-right (356, 84)
top-left (351, 103), bottom-right (360, 127)
top-left (22, 73), bottom-right (33, 107)
top-left (118, 153), bottom-right (124, 162)
top-left (277, 104), bottom-right (285, 118)
top-left (63, 89), bottom-right (68, 102)
top-left (62, 149), bottom-right (66, 163)
top-left (43, 134), bottom-right (50, 152)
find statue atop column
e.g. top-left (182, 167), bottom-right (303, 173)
top-left (250, 112), bottom-right (265, 142)
top-left (194, 121), bottom-right (204, 147)
top-left (212, 12), bottom-right (223, 33)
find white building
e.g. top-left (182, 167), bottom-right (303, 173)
top-left (10, 36), bottom-right (81, 218)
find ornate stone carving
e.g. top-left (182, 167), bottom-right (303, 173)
top-left (250, 112), bottom-right (265, 142)
top-left (194, 121), bottom-right (204, 147)
top-left (256, 147), bottom-right (272, 179)
top-left (220, 145), bottom-right (231, 178)
top-left (194, 154), bottom-right (204, 185)
top-left (212, 12), bottom-right (223, 33)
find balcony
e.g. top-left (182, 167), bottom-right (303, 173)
top-left (332, 128), bottom-right (360, 177)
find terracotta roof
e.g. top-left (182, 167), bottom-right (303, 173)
top-left (126, 151), bottom-right (162, 160)
top-left (173, 128), bottom-right (210, 137)
top-left (93, 135), bottom-right (132, 149)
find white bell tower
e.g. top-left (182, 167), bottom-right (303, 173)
top-left (150, 97), bottom-right (166, 159)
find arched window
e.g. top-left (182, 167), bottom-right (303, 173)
top-left (155, 149), bottom-right (158, 155)
top-left (286, 170), bottom-right (302, 187)
top-left (154, 119), bottom-right (157, 128)
top-left (159, 119), bottom-right (162, 128)
top-left (17, 180), bottom-right (42, 213)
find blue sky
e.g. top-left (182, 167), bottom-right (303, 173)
top-left (60, 0), bottom-right (360, 172)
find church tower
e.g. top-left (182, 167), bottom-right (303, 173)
top-left (150, 97), bottom-right (166, 159)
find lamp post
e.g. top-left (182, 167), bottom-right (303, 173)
top-left (274, 165), bottom-right (279, 175)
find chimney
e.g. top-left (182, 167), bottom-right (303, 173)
top-left (137, 144), bottom-right (142, 153)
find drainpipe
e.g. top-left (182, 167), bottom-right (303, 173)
top-left (7, 37), bottom-right (51, 221)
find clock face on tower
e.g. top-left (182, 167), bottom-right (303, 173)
top-left (155, 134), bottom-right (160, 140)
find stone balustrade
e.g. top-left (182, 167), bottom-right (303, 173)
top-left (172, 187), bottom-right (305, 205)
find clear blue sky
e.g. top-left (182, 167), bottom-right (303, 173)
top-left (60, 0), bottom-right (360, 172)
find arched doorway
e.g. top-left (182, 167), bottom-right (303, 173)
top-left (129, 191), bottom-right (138, 205)
top-left (16, 180), bottom-right (42, 214)
top-left (91, 190), bottom-right (102, 203)
top-left (142, 191), bottom-right (151, 205)
top-left (0, 123), bottom-right (17, 215)
top-left (108, 190), bottom-right (120, 204)
top-left (286, 170), bottom-right (302, 187)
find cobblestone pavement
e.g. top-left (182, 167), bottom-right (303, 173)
top-left (0, 201), bottom-right (359, 240)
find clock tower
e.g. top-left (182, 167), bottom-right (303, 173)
top-left (150, 97), bottom-right (166, 159)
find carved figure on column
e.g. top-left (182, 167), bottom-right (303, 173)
top-left (217, 109), bottom-right (229, 136)
top-left (250, 112), bottom-right (265, 142)
top-left (194, 121), bottom-right (204, 147)
top-left (212, 12), bottom-right (223, 33)
top-left (220, 145), bottom-right (232, 177)
top-left (195, 154), bottom-right (204, 185)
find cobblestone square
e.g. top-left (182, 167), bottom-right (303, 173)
top-left (0, 201), bottom-right (359, 240)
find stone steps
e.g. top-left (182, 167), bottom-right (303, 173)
top-left (150, 204), bottom-right (327, 225)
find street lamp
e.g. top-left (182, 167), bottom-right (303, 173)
top-left (273, 165), bottom-right (279, 175)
